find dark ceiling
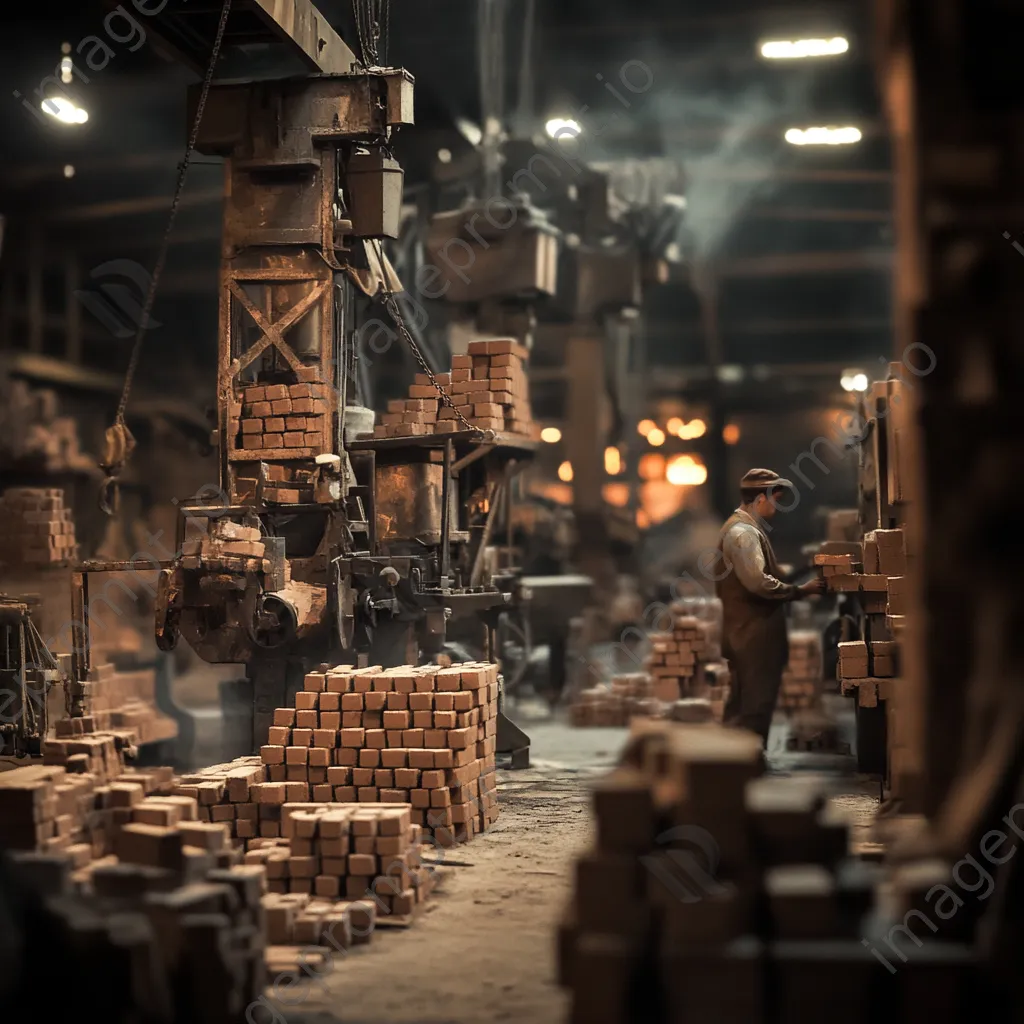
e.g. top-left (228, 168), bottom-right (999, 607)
top-left (0, 0), bottom-right (890, 408)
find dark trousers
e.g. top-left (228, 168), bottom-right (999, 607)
top-left (723, 647), bottom-right (783, 748)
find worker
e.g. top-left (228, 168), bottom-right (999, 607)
top-left (712, 468), bottom-right (827, 752)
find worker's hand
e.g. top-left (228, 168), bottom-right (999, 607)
top-left (798, 578), bottom-right (828, 597)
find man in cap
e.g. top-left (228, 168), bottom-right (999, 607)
top-left (712, 468), bottom-right (826, 749)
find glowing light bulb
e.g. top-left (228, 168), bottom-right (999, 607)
top-left (540, 426), bottom-right (562, 443)
top-left (637, 419), bottom-right (656, 437)
top-left (647, 428), bottom-right (666, 447)
top-left (604, 447), bottom-right (622, 475)
top-left (557, 461), bottom-right (573, 482)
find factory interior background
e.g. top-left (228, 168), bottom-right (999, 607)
top-left (1, 0), bottom-right (1021, 1022)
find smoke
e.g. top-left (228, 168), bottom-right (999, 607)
top-left (648, 75), bottom-right (808, 263)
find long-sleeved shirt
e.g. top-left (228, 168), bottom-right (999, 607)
top-left (720, 510), bottom-right (798, 601)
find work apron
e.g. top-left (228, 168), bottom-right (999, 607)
top-left (713, 509), bottom-right (790, 746)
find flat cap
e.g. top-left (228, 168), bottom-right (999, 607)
top-left (740, 467), bottom-right (794, 492)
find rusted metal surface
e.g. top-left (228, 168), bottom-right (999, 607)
top-left (375, 462), bottom-right (447, 545)
top-left (248, 0), bottom-right (359, 73)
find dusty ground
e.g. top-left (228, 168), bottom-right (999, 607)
top-left (258, 712), bottom-right (877, 1024)
top-left (282, 723), bottom-right (618, 1024)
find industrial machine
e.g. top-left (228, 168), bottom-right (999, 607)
top-left (0, 595), bottom-right (67, 760)
top-left (68, 21), bottom-right (533, 766)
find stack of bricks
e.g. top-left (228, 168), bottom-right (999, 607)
top-left (0, 377), bottom-right (94, 472)
top-left (836, 639), bottom-right (900, 710)
top-left (248, 803), bottom-right (433, 916)
top-left (235, 381), bottom-right (329, 457)
top-left (557, 718), bottom-right (975, 1023)
top-left (780, 630), bottom-right (823, 711)
top-left (56, 660), bottom-right (177, 746)
top-left (0, 487), bottom-right (77, 566)
top-left (0, 760), bottom-right (187, 865)
top-left (8, 791), bottom-right (266, 1024)
top-left (181, 518), bottom-right (266, 573)
top-left (372, 338), bottom-right (540, 440)
top-left (259, 886), bottom-right (376, 950)
top-left (645, 607), bottom-right (724, 702)
top-left (569, 674), bottom-right (662, 727)
top-left (258, 662), bottom-right (500, 846)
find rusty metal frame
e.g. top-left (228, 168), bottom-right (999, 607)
top-left (218, 261), bottom-right (336, 500)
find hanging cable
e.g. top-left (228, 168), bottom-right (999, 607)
top-left (99, 0), bottom-right (233, 515)
top-left (370, 241), bottom-right (489, 437)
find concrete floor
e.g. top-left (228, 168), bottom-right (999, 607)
top-left (262, 710), bottom-right (877, 1024)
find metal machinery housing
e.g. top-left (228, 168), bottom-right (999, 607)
top-left (70, 63), bottom-right (533, 765)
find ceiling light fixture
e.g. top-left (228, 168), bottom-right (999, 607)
top-left (760, 37), bottom-right (849, 60)
top-left (545, 117), bottom-right (581, 139)
top-left (785, 126), bottom-right (862, 146)
top-left (41, 96), bottom-right (88, 124)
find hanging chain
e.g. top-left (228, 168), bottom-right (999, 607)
top-left (371, 241), bottom-right (485, 435)
top-left (113, 0), bottom-right (233, 425)
top-left (351, 0), bottom-right (388, 68)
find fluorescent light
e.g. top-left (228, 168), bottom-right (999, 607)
top-left (540, 426), bottom-right (562, 443)
top-left (41, 96), bottom-right (88, 124)
top-left (785, 126), bottom-right (861, 146)
top-left (760, 37), bottom-right (849, 60)
top-left (546, 117), bottom-right (581, 139)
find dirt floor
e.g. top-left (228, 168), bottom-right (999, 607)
top-left (259, 711), bottom-right (878, 1024)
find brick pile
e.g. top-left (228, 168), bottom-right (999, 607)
top-left (246, 803), bottom-right (434, 915)
top-left (557, 718), bottom-right (974, 1023)
top-left (0, 487), bottom-right (77, 566)
top-left (259, 662), bottom-right (500, 846)
top-left (259, 885), bottom-right (376, 949)
top-left (836, 639), bottom-right (900, 709)
top-left (8, 780), bottom-right (266, 1024)
top-left (372, 338), bottom-right (540, 440)
top-left (181, 518), bottom-right (267, 573)
top-left (645, 606), bottom-right (726, 702)
top-left (0, 377), bottom-right (94, 472)
top-left (57, 660), bottom-right (178, 746)
top-left (780, 630), bottom-right (823, 711)
top-left (172, 663), bottom-right (500, 848)
top-left (235, 381), bottom-right (330, 457)
top-left (569, 674), bottom-right (663, 727)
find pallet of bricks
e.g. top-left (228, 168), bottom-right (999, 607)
top-left (1, 745), bottom-right (266, 1022)
top-left (779, 630), bottom-right (824, 712)
top-left (556, 717), bottom-right (976, 1024)
top-left (373, 338), bottom-right (540, 440)
top-left (0, 487), bottom-right (77, 567)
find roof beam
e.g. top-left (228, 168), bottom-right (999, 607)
top-left (247, 0), bottom-right (359, 73)
top-left (718, 249), bottom-right (892, 277)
